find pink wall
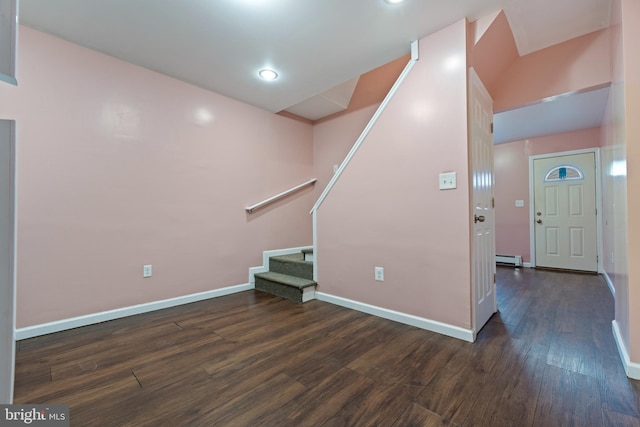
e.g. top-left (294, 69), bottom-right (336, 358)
top-left (470, 11), bottom-right (519, 96)
top-left (315, 20), bottom-right (472, 329)
top-left (312, 104), bottom-right (378, 200)
top-left (0, 27), bottom-right (314, 328)
top-left (493, 29), bottom-right (611, 112)
top-left (601, 0), bottom-right (640, 368)
top-left (494, 129), bottom-right (601, 263)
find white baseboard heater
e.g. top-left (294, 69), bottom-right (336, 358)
top-left (496, 255), bottom-right (523, 267)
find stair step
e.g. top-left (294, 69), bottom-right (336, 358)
top-left (255, 271), bottom-right (316, 303)
top-left (255, 271), bottom-right (316, 289)
top-left (269, 254), bottom-right (313, 280)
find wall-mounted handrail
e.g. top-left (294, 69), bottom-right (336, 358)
top-left (310, 39), bottom-right (419, 214)
top-left (246, 178), bottom-right (317, 214)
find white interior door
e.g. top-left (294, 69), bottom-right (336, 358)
top-left (469, 69), bottom-right (496, 338)
top-left (533, 152), bottom-right (597, 272)
top-left (0, 119), bottom-right (15, 403)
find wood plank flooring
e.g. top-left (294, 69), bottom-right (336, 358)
top-left (13, 267), bottom-right (640, 426)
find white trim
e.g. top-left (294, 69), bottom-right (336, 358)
top-left (0, 74), bottom-right (16, 85)
top-left (0, 0), bottom-right (18, 86)
top-left (594, 148), bottom-right (604, 273)
top-left (522, 262), bottom-right (533, 268)
top-left (528, 159), bottom-right (536, 267)
top-left (248, 245), bottom-right (312, 284)
top-left (10, 121), bottom-right (16, 404)
top-left (302, 287), bottom-right (315, 303)
top-left (312, 211), bottom-right (318, 281)
top-left (316, 292), bottom-right (474, 342)
top-left (528, 148), bottom-right (602, 272)
top-left (15, 283), bottom-right (252, 340)
top-left (603, 271), bottom-right (616, 297)
top-left (310, 40), bottom-right (419, 214)
top-left (612, 320), bottom-right (640, 379)
top-left (0, 120), bottom-right (16, 404)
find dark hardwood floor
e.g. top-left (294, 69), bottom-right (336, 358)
top-left (13, 267), bottom-right (640, 426)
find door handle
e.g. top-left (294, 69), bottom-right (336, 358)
top-left (536, 219), bottom-right (542, 224)
top-left (474, 215), bottom-right (485, 223)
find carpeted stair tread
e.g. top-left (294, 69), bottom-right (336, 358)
top-left (271, 253), bottom-right (306, 262)
top-left (254, 271), bottom-right (316, 289)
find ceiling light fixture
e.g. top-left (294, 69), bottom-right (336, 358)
top-left (258, 69), bottom-right (278, 81)
top-left (385, 0), bottom-right (404, 4)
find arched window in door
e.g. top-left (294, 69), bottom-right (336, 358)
top-left (544, 165), bottom-right (584, 182)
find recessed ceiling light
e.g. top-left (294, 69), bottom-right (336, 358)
top-left (385, 0), bottom-right (404, 4)
top-left (258, 69), bottom-right (278, 81)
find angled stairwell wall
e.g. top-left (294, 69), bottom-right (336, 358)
top-left (312, 19), bottom-right (474, 340)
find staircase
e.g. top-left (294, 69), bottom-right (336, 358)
top-left (254, 250), bottom-right (316, 303)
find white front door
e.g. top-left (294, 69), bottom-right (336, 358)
top-left (533, 152), bottom-right (598, 272)
top-left (0, 120), bottom-right (15, 403)
top-left (469, 69), bottom-right (496, 338)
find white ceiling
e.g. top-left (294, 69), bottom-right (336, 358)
top-left (19, 0), bottom-right (612, 126)
top-left (494, 85), bottom-right (610, 144)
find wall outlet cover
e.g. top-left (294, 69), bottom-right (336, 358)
top-left (374, 266), bottom-right (384, 281)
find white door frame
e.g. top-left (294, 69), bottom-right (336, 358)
top-left (528, 147), bottom-right (603, 273)
top-left (0, 119), bottom-right (16, 404)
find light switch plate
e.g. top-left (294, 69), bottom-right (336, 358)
top-left (515, 200), bottom-right (525, 207)
top-left (439, 172), bottom-right (457, 190)
top-left (143, 264), bottom-right (152, 278)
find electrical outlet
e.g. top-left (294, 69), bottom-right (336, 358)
top-left (143, 264), bottom-right (152, 278)
top-left (375, 266), bottom-right (384, 281)
top-left (515, 200), bottom-right (525, 207)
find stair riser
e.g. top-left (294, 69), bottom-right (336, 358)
top-left (255, 276), bottom-right (305, 303)
top-left (269, 259), bottom-right (313, 280)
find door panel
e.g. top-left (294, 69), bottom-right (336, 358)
top-left (469, 68), bottom-right (495, 338)
top-left (545, 187), bottom-right (558, 216)
top-left (533, 152), bottom-right (597, 272)
top-left (569, 186), bottom-right (583, 215)
top-left (546, 228), bottom-right (559, 255)
top-left (570, 228), bottom-right (584, 256)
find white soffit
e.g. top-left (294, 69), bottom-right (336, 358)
top-left (493, 85), bottom-right (610, 145)
top-left (284, 77), bottom-right (360, 121)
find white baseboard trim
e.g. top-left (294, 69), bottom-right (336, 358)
top-left (603, 271), bottom-right (616, 297)
top-left (523, 262), bottom-right (533, 268)
top-left (15, 283), bottom-right (253, 341)
top-left (248, 245), bottom-right (312, 284)
top-left (612, 320), bottom-right (640, 380)
top-left (316, 292), bottom-right (474, 342)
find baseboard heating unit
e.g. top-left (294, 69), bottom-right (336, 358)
top-left (496, 255), bottom-right (523, 267)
